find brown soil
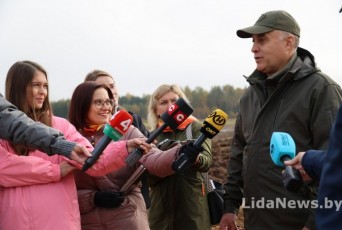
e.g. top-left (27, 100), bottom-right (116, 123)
top-left (210, 127), bottom-right (244, 230)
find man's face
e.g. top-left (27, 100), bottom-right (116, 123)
top-left (251, 30), bottom-right (292, 76)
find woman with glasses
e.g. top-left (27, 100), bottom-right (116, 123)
top-left (84, 69), bottom-right (149, 137)
top-left (70, 81), bottom-right (153, 230)
top-left (0, 61), bottom-right (147, 230)
top-left (84, 69), bottom-right (151, 209)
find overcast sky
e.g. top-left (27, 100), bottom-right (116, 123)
top-left (1, 0), bottom-right (342, 101)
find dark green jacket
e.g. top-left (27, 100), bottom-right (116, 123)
top-left (148, 120), bottom-right (212, 230)
top-left (223, 48), bottom-right (342, 230)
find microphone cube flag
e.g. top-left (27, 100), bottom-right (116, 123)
top-left (270, 132), bottom-right (303, 193)
top-left (104, 110), bottom-right (133, 141)
top-left (126, 97), bottom-right (193, 167)
top-left (270, 132), bottom-right (296, 167)
top-left (161, 98), bottom-right (193, 130)
top-left (81, 110), bottom-right (133, 172)
top-left (172, 108), bottom-right (228, 174)
top-left (201, 109), bottom-right (228, 139)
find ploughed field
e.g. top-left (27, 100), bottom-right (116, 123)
top-left (210, 127), bottom-right (244, 230)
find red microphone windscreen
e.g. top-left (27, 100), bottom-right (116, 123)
top-left (109, 110), bottom-right (133, 135)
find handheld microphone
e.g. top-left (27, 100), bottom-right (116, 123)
top-left (125, 98), bottom-right (193, 167)
top-left (270, 132), bottom-right (303, 192)
top-left (172, 109), bottom-right (228, 173)
top-left (82, 110), bottom-right (133, 172)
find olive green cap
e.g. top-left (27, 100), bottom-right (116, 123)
top-left (237, 10), bottom-right (300, 38)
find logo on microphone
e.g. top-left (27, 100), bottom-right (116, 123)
top-left (106, 110), bottom-right (133, 140)
top-left (165, 101), bottom-right (188, 126)
top-left (174, 112), bottom-right (186, 123)
top-left (199, 109), bottom-right (228, 139)
top-left (207, 110), bottom-right (227, 126)
top-left (167, 103), bottom-right (179, 115)
top-left (203, 125), bottom-right (218, 136)
top-left (280, 133), bottom-right (291, 146)
top-left (160, 98), bottom-right (193, 130)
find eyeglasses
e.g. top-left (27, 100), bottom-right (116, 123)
top-left (93, 99), bottom-right (114, 109)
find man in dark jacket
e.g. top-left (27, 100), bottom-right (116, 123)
top-left (219, 10), bottom-right (342, 230)
top-left (0, 94), bottom-right (90, 163)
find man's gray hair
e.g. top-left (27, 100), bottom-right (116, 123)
top-left (279, 30), bottom-right (300, 48)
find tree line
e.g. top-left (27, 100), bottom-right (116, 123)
top-left (52, 84), bottom-right (246, 121)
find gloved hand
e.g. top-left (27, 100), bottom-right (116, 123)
top-left (178, 142), bottom-right (204, 163)
top-left (172, 142), bottom-right (204, 174)
top-left (93, 191), bottom-right (125, 208)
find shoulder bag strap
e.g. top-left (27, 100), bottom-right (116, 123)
top-left (185, 123), bottom-right (213, 193)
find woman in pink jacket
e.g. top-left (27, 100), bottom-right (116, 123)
top-left (0, 61), bottom-right (147, 230)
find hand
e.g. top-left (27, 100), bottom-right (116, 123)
top-left (69, 144), bottom-right (92, 164)
top-left (60, 161), bottom-right (76, 177)
top-left (138, 142), bottom-right (153, 155)
top-left (126, 137), bottom-right (150, 153)
top-left (219, 213), bottom-right (239, 230)
top-left (284, 151), bottom-right (305, 168)
top-left (284, 152), bottom-right (312, 182)
top-left (178, 142), bottom-right (203, 163)
top-left (94, 191), bottom-right (125, 208)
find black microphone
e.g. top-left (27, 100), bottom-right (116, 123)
top-left (172, 109), bottom-right (228, 174)
top-left (82, 110), bottom-right (133, 172)
top-left (125, 98), bottom-right (193, 167)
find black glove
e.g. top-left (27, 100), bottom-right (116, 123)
top-left (93, 191), bottom-right (125, 208)
top-left (172, 142), bottom-right (204, 174)
top-left (178, 142), bottom-right (203, 163)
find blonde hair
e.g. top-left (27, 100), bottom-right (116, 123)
top-left (147, 84), bottom-right (189, 130)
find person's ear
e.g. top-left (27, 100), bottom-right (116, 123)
top-left (285, 35), bottom-right (295, 50)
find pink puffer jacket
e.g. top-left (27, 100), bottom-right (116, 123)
top-left (0, 116), bottom-right (129, 230)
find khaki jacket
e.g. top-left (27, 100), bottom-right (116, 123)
top-left (145, 119), bottom-right (212, 230)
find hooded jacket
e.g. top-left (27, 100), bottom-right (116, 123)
top-left (223, 47), bottom-right (342, 229)
top-left (0, 116), bottom-right (129, 230)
